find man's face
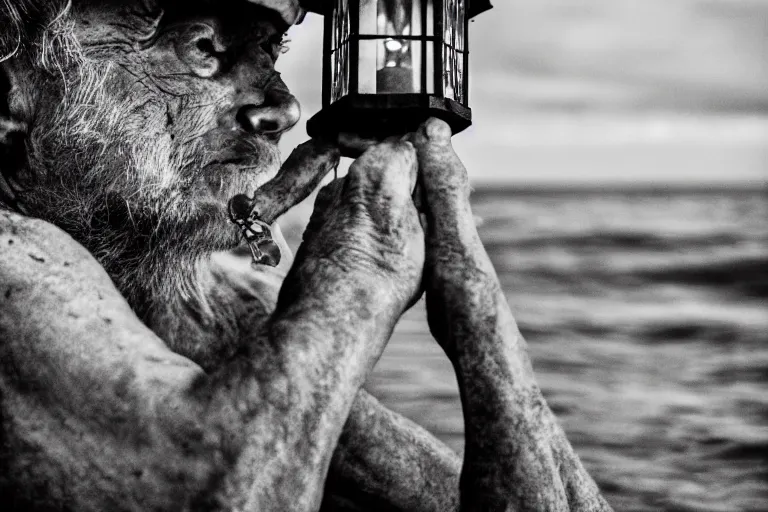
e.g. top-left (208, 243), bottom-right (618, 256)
top-left (21, 0), bottom-right (300, 260)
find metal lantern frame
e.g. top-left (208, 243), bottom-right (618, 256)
top-left (302, 0), bottom-right (493, 138)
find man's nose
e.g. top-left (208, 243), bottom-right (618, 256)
top-left (236, 87), bottom-right (301, 137)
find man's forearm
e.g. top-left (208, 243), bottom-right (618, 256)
top-left (324, 390), bottom-right (461, 512)
top-left (201, 141), bottom-right (426, 510)
top-left (413, 118), bottom-right (612, 512)
top-left (200, 253), bottom-right (405, 511)
top-left (431, 250), bottom-right (610, 511)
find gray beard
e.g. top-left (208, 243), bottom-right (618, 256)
top-left (17, 62), bottom-right (278, 315)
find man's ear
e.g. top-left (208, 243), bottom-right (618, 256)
top-left (0, 63), bottom-right (30, 213)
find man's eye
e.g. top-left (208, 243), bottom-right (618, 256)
top-left (196, 38), bottom-right (218, 56)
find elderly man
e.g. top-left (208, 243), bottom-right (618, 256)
top-left (0, 0), bottom-right (612, 510)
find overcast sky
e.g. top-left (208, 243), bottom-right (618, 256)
top-left (278, 0), bottom-right (768, 186)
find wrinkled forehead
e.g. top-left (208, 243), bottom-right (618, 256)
top-left (76, 0), bottom-right (303, 26)
top-left (71, 0), bottom-right (304, 50)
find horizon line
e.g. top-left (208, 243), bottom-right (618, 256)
top-left (469, 182), bottom-right (767, 193)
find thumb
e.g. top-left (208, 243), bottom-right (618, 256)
top-left (409, 118), bottom-right (471, 222)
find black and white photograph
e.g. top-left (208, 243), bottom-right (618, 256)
top-left (1, 0), bottom-right (765, 510)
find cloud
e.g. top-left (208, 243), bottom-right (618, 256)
top-left (469, 0), bottom-right (768, 113)
top-left (277, 2), bottom-right (768, 184)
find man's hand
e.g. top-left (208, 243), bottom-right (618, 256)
top-left (290, 139), bottom-right (425, 316)
top-left (409, 118), bottom-right (614, 512)
top-left (203, 139), bottom-right (427, 510)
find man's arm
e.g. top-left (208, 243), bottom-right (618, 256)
top-left (411, 119), bottom-right (614, 512)
top-left (322, 391), bottom-right (461, 512)
top-left (200, 139), bottom-right (426, 510)
top-left (0, 140), bottom-right (423, 511)
top-left (191, 257), bottom-right (464, 512)
top-left (0, 209), bottom-right (217, 511)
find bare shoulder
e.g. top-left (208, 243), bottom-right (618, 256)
top-left (0, 209), bottom-right (115, 290)
top-left (0, 209), bottom-right (286, 372)
top-left (0, 210), bottom-right (148, 361)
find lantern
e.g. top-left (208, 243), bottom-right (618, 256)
top-left (302, 0), bottom-right (493, 138)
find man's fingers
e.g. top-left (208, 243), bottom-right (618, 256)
top-left (410, 118), bottom-right (468, 192)
top-left (299, 140), bottom-right (426, 311)
top-left (347, 140), bottom-right (418, 203)
top-left (243, 139), bottom-right (340, 223)
top-left (309, 139), bottom-right (418, 231)
top-left (409, 118), bottom-right (473, 231)
top-left (303, 178), bottom-right (345, 241)
top-left (414, 117), bottom-right (453, 146)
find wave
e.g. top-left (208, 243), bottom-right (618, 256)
top-left (636, 255), bottom-right (768, 298)
top-left (639, 322), bottom-right (740, 343)
top-left (492, 253), bottom-right (768, 299)
top-left (481, 230), bottom-right (753, 252)
top-left (519, 318), bottom-right (765, 345)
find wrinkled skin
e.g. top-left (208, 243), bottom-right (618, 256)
top-left (7, 0), bottom-right (299, 307)
top-left (0, 0), bottom-right (613, 511)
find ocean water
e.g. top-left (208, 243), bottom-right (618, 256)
top-left (361, 189), bottom-right (768, 512)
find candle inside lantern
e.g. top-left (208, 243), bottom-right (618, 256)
top-left (359, 0), bottom-right (426, 94)
top-left (376, 0), bottom-right (413, 93)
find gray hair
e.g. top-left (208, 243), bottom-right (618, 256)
top-left (0, 0), bottom-right (82, 72)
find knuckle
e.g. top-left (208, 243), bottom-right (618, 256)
top-left (421, 117), bottom-right (452, 142)
top-left (375, 142), bottom-right (417, 179)
top-left (344, 141), bottom-right (418, 216)
top-left (383, 139), bottom-right (416, 159)
top-left (363, 140), bottom-right (414, 166)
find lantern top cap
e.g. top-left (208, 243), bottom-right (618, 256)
top-left (299, 0), bottom-right (493, 19)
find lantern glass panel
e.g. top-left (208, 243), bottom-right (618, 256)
top-left (358, 39), bottom-right (424, 94)
top-left (426, 0), bottom-right (434, 36)
top-left (329, 0), bottom-right (351, 102)
top-left (358, 0), bottom-right (428, 36)
top-left (442, 44), bottom-right (464, 103)
top-left (425, 41), bottom-right (434, 94)
top-left (356, 0), bottom-right (438, 95)
top-left (443, 0), bottom-right (465, 51)
top-left (331, 42), bottom-right (350, 101)
top-left (332, 0), bottom-right (351, 50)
